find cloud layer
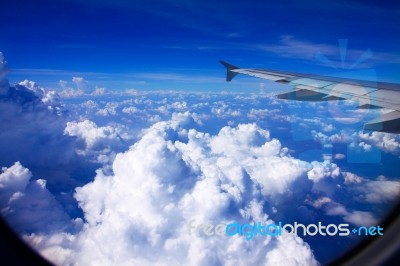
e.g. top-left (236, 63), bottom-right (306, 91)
top-left (2, 50), bottom-right (400, 265)
top-left (20, 114), bottom-right (320, 265)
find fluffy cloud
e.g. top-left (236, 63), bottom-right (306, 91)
top-left (311, 130), bottom-right (349, 144)
top-left (342, 172), bottom-right (363, 184)
top-left (312, 130), bottom-right (400, 157)
top-left (307, 161), bottom-right (340, 183)
top-left (59, 79), bottom-right (85, 97)
top-left (92, 86), bottom-right (106, 96)
top-left (96, 102), bottom-right (119, 116)
top-left (122, 106), bottom-right (139, 114)
top-left (72, 77), bottom-right (87, 90)
top-left (25, 115), bottom-right (318, 265)
top-left (0, 162), bottom-right (80, 234)
top-left (358, 131), bottom-right (400, 155)
top-left (0, 57), bottom-right (73, 169)
top-left (18, 80), bottom-right (62, 109)
top-left (0, 53), bottom-right (102, 222)
top-left (2, 104), bottom-right (385, 265)
top-left (64, 120), bottom-right (132, 168)
top-left (65, 120), bottom-right (125, 149)
top-left (1, 53), bottom-right (396, 265)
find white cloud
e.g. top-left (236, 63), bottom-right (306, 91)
top-left (92, 86), bottom-right (106, 95)
top-left (311, 130), bottom-right (349, 144)
top-left (313, 130), bottom-right (400, 157)
top-left (1, 54), bottom-right (63, 111)
top-left (59, 79), bottom-right (85, 97)
top-left (309, 196), bottom-right (332, 209)
top-left (0, 80), bottom-right (74, 168)
top-left (122, 106), bottom-right (139, 114)
top-left (358, 141), bottom-right (372, 152)
top-left (72, 77), bottom-right (87, 90)
top-left (96, 102), bottom-right (119, 116)
top-left (64, 120), bottom-right (123, 149)
top-left (59, 87), bottom-right (85, 98)
top-left (18, 80), bottom-right (62, 108)
top-left (0, 162), bottom-right (80, 234)
top-left (334, 153), bottom-right (346, 160)
top-left (343, 211), bottom-right (378, 227)
top-left (80, 100), bottom-right (99, 113)
top-left (312, 197), bottom-right (377, 227)
top-left (59, 80), bottom-right (68, 89)
top-left (342, 172), bottom-right (363, 184)
top-left (170, 101), bottom-right (187, 110)
top-left (26, 116), bottom-right (318, 265)
top-left (0, 162), bottom-right (31, 203)
top-left (358, 131), bottom-right (400, 155)
top-left (1, 62), bottom-right (396, 265)
top-left (307, 161), bottom-right (340, 182)
top-left (64, 120), bottom-right (131, 168)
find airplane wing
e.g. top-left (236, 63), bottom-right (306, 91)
top-left (220, 60), bottom-right (400, 133)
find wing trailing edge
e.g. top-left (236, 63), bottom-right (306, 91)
top-left (364, 111), bottom-right (400, 133)
top-left (220, 60), bottom-right (400, 134)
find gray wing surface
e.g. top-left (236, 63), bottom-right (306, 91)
top-left (220, 60), bottom-right (400, 133)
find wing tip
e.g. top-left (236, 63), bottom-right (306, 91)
top-left (220, 60), bottom-right (239, 82)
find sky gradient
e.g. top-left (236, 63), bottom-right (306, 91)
top-left (1, 0), bottom-right (400, 90)
top-left (2, 1), bottom-right (400, 265)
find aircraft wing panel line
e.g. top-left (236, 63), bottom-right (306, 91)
top-left (220, 60), bottom-right (400, 133)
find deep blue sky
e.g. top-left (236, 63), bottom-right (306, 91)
top-left (1, 0), bottom-right (400, 90)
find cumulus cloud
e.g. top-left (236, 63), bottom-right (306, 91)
top-left (64, 120), bottom-right (131, 168)
top-left (65, 120), bottom-right (124, 149)
top-left (342, 172), bottom-right (363, 184)
top-left (1, 56), bottom-right (396, 266)
top-left (18, 80), bottom-right (62, 109)
top-left (0, 162), bottom-right (80, 234)
top-left (312, 130), bottom-right (400, 157)
top-left (59, 79), bottom-right (84, 97)
top-left (72, 77), bottom-right (87, 90)
top-left (358, 141), bottom-right (372, 152)
top-left (91, 86), bottom-right (106, 96)
top-left (358, 131), bottom-right (400, 155)
top-left (122, 106), bottom-right (139, 114)
top-left (96, 102), bottom-right (119, 116)
top-left (0, 52), bottom-right (106, 226)
top-left (0, 54), bottom-right (73, 169)
top-left (307, 161), bottom-right (340, 183)
top-left (311, 130), bottom-right (349, 144)
top-left (25, 115), bottom-right (318, 265)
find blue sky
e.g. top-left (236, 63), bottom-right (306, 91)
top-left (1, 0), bottom-right (399, 90)
top-left (2, 2), bottom-right (400, 264)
